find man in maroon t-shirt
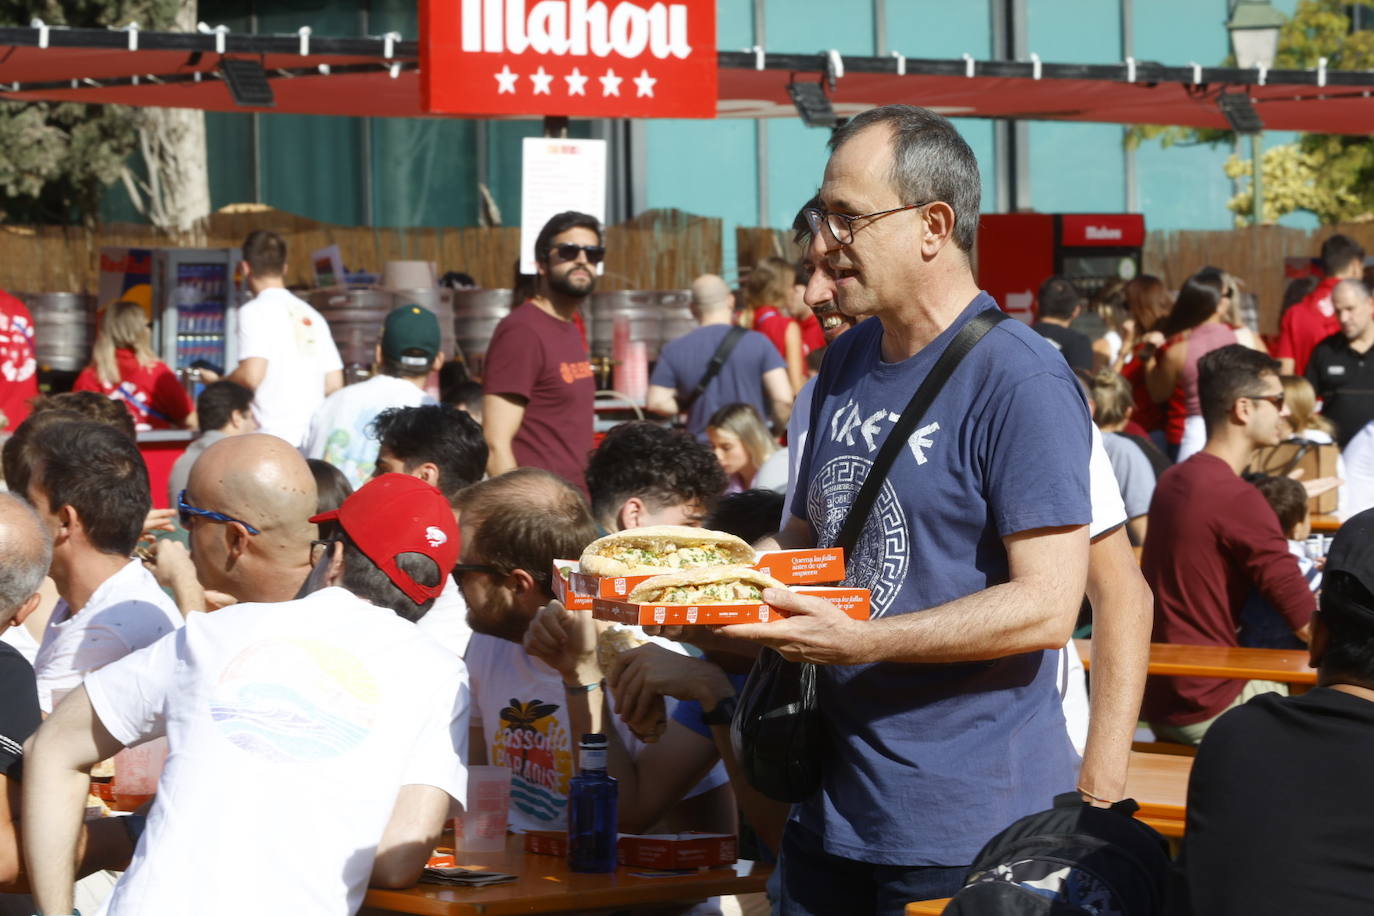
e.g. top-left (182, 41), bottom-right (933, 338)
top-left (482, 211), bottom-right (599, 496)
top-left (1142, 344), bottom-right (1315, 745)
top-left (0, 290), bottom-right (38, 433)
top-left (1275, 234), bottom-right (1365, 376)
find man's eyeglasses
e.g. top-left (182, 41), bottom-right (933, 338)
top-left (1244, 392), bottom-right (1286, 410)
top-left (550, 243), bottom-right (606, 265)
top-left (177, 490), bottom-right (261, 535)
top-left (802, 201), bottom-right (933, 246)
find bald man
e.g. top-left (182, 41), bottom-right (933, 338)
top-left (647, 273), bottom-right (792, 440)
top-left (154, 434), bottom-right (318, 612)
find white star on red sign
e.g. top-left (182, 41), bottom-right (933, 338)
top-left (633, 69), bottom-right (656, 98)
top-left (494, 65), bottom-right (518, 94)
top-left (599, 68), bottom-right (623, 97)
top-left (530, 66), bottom-right (553, 95)
top-left (565, 67), bottom-right (588, 96)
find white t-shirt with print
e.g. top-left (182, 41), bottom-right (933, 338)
top-left (236, 287), bottom-right (344, 448)
top-left (302, 374), bottom-right (435, 490)
top-left (35, 559), bottom-right (182, 713)
top-left (84, 586), bottom-right (469, 916)
top-left (466, 633), bottom-right (728, 834)
top-left (416, 576), bottom-right (472, 659)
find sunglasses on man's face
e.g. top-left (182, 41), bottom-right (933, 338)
top-left (550, 243), bottom-right (606, 265)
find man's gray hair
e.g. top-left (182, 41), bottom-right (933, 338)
top-left (1334, 277), bottom-right (1372, 303)
top-left (0, 493), bottom-right (51, 620)
top-left (828, 105), bottom-right (981, 252)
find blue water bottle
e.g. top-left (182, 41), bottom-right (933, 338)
top-left (567, 733), bottom-right (618, 873)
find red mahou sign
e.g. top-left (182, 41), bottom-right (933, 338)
top-left (421, 0), bottom-right (718, 118)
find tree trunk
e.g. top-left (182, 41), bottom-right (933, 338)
top-left (134, 0), bottom-right (210, 241)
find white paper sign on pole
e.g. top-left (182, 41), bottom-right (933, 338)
top-left (519, 137), bottom-right (608, 276)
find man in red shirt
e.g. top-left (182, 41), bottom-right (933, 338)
top-left (482, 211), bottom-right (599, 497)
top-left (0, 290), bottom-right (38, 432)
top-left (1275, 234), bottom-right (1365, 376)
top-left (1142, 344), bottom-right (1315, 745)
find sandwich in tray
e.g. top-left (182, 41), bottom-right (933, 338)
top-left (593, 564), bottom-right (872, 626)
top-left (578, 525), bottom-right (755, 577)
top-left (627, 565), bottom-right (786, 605)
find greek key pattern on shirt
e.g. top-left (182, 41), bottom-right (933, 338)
top-left (808, 455), bottom-right (908, 619)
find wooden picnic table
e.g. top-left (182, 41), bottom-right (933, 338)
top-left (905, 751), bottom-right (1191, 915)
top-left (1075, 639), bottom-right (1315, 685)
top-left (359, 833), bottom-right (771, 915)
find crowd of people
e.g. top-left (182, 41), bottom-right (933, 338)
top-left (0, 103), bottom-right (1369, 916)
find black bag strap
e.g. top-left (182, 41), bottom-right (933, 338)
top-left (681, 325), bottom-right (747, 411)
top-left (833, 308), bottom-right (1010, 557)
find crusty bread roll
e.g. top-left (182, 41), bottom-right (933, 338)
top-left (629, 565), bottom-right (787, 605)
top-left (578, 525), bottom-right (755, 577)
top-left (595, 626), bottom-right (667, 743)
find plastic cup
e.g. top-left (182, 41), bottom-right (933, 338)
top-left (454, 765), bottom-right (510, 854)
top-left (112, 737), bottom-right (168, 811)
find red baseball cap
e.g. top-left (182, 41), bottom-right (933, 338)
top-left (309, 473), bottom-right (459, 605)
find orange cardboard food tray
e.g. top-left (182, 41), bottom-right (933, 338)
top-left (617, 833), bottom-right (737, 869)
top-left (524, 831), bottom-right (737, 868)
top-left (523, 830), bottom-right (567, 857)
top-left (753, 548), bottom-right (845, 583)
top-left (564, 547), bottom-right (846, 600)
top-left (551, 560), bottom-right (593, 611)
top-left (592, 586), bottom-right (871, 626)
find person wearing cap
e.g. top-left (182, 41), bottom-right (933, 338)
top-left (23, 473), bottom-right (470, 916)
top-left (1166, 506), bottom-right (1374, 915)
top-left (303, 303), bottom-right (445, 490)
top-left (647, 273), bottom-right (793, 442)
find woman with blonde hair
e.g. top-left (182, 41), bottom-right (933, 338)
top-left (1270, 374), bottom-right (1347, 519)
top-left (706, 402), bottom-right (782, 493)
top-left (743, 258), bottom-right (806, 394)
top-left (74, 300), bottom-right (195, 430)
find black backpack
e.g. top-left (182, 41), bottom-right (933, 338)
top-left (943, 793), bottom-right (1170, 916)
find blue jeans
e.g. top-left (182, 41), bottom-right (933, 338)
top-left (778, 822), bottom-right (967, 915)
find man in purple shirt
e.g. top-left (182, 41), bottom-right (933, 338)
top-left (1142, 344), bottom-right (1315, 745)
top-left (482, 211), bottom-right (599, 496)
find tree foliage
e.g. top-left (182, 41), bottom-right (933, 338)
top-left (1128, 0), bottom-right (1374, 225)
top-left (0, 0), bottom-right (181, 225)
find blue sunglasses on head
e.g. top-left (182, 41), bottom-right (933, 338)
top-left (177, 489), bottom-right (261, 535)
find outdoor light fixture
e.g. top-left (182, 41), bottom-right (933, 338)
top-left (1218, 91), bottom-right (1263, 133)
top-left (221, 58), bottom-right (275, 108)
top-left (1226, 0), bottom-right (1285, 70)
top-left (787, 80), bottom-right (837, 128)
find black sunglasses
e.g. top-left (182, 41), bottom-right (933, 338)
top-left (550, 243), bottom-right (606, 265)
top-left (178, 489), bottom-right (261, 535)
top-left (1245, 392), bottom-right (1286, 410)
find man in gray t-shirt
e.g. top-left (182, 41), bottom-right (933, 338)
top-left (647, 274), bottom-right (793, 441)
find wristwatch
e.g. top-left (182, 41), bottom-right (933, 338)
top-left (701, 693), bottom-right (738, 726)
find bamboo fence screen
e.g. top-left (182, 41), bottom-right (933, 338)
top-left (0, 207), bottom-right (723, 296)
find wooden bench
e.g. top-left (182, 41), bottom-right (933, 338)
top-left (1076, 639), bottom-right (1315, 685)
top-left (1310, 513), bottom-right (1340, 534)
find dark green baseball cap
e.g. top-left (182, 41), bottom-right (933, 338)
top-left (382, 304), bottom-right (440, 369)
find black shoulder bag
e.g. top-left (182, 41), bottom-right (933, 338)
top-left (731, 308), bottom-right (1010, 803)
top-left (681, 325), bottom-right (747, 412)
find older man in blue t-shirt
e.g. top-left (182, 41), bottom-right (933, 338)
top-left (724, 106), bottom-right (1092, 912)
